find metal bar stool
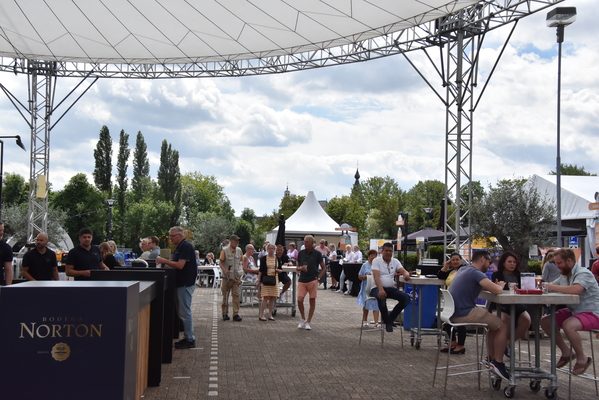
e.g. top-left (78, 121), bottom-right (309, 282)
top-left (433, 289), bottom-right (492, 397)
top-left (560, 329), bottom-right (599, 399)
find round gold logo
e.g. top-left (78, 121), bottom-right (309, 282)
top-left (51, 342), bottom-right (71, 361)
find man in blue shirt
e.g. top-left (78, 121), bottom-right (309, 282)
top-left (449, 250), bottom-right (509, 379)
top-left (156, 226), bottom-right (197, 349)
top-left (541, 248), bottom-right (599, 375)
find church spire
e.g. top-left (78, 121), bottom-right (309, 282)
top-left (284, 183), bottom-right (290, 197)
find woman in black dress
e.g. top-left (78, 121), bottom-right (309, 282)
top-left (490, 252), bottom-right (531, 344)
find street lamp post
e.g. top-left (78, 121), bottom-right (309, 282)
top-left (0, 136), bottom-right (27, 221)
top-left (547, 7), bottom-right (576, 248)
top-left (105, 199), bottom-right (116, 241)
top-left (423, 207), bottom-right (434, 228)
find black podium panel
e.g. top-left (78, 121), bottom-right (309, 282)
top-left (0, 281), bottom-right (139, 400)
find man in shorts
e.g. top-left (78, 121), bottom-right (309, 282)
top-left (296, 235), bottom-right (326, 330)
top-left (541, 248), bottom-right (599, 375)
top-left (449, 250), bottom-right (510, 380)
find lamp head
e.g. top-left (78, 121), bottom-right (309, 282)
top-left (546, 7), bottom-right (577, 28)
top-left (15, 136), bottom-right (26, 151)
top-left (105, 199), bottom-right (116, 207)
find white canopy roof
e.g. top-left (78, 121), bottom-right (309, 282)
top-left (527, 174), bottom-right (599, 221)
top-left (275, 191), bottom-right (341, 236)
top-left (0, 0), bottom-right (480, 64)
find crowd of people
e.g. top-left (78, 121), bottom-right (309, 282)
top-left (6, 223), bottom-right (599, 380)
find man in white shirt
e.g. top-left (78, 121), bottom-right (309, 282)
top-left (371, 242), bottom-right (411, 332)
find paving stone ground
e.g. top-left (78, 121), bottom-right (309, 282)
top-left (142, 281), bottom-right (599, 400)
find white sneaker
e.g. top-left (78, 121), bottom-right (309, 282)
top-left (305, 323), bottom-right (311, 330)
top-left (297, 319), bottom-right (306, 329)
top-left (335, 289), bottom-right (343, 293)
top-left (344, 290), bottom-right (350, 295)
top-left (362, 321), bottom-right (369, 327)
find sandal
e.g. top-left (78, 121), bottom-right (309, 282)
top-left (556, 354), bottom-right (575, 369)
top-left (572, 357), bottom-right (593, 375)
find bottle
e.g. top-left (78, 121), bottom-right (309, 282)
top-left (397, 215), bottom-right (403, 251)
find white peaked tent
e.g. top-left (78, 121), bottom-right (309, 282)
top-left (527, 174), bottom-right (599, 257)
top-left (266, 191), bottom-right (357, 245)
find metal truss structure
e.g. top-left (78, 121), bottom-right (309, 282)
top-left (0, 0), bottom-right (561, 244)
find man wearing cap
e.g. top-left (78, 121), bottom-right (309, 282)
top-left (156, 226), bottom-right (198, 349)
top-left (219, 234), bottom-right (244, 321)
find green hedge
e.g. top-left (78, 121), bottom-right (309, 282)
top-left (527, 261), bottom-right (542, 275)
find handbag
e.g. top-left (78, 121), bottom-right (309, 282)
top-left (262, 275), bottom-right (276, 286)
top-left (262, 257), bottom-right (279, 285)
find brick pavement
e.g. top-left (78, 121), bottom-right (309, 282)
top-left (142, 283), bottom-right (599, 400)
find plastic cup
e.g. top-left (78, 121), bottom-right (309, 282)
top-left (416, 268), bottom-right (421, 277)
top-left (541, 282), bottom-right (549, 294)
top-left (508, 282), bottom-right (518, 294)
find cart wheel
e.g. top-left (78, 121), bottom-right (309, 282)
top-left (291, 311), bottom-right (296, 317)
top-left (410, 338), bottom-right (414, 346)
top-left (415, 341), bottom-right (421, 350)
top-left (530, 380), bottom-right (541, 392)
top-left (504, 386), bottom-right (515, 398)
top-left (544, 388), bottom-right (557, 399)
top-left (272, 309), bottom-right (277, 316)
top-left (492, 377), bottom-right (502, 390)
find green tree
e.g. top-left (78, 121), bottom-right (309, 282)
top-left (279, 194), bottom-right (304, 219)
top-left (132, 131), bottom-right (150, 202)
top-left (115, 129), bottom-right (130, 243)
top-left (326, 195), bottom-right (366, 232)
top-left (2, 173), bottom-right (28, 206)
top-left (234, 219), bottom-right (253, 249)
top-left (549, 163), bottom-right (597, 176)
top-left (470, 178), bottom-right (556, 269)
top-left (180, 172), bottom-right (234, 222)
top-left (157, 140), bottom-right (181, 226)
top-left (188, 212), bottom-right (236, 256)
top-left (240, 208), bottom-right (256, 231)
top-left (124, 196), bottom-right (174, 254)
top-left (51, 173), bottom-right (106, 243)
top-left (406, 180), bottom-right (446, 231)
top-left (3, 204), bottom-right (68, 246)
top-left (360, 176), bottom-right (406, 237)
top-left (92, 125), bottom-right (113, 196)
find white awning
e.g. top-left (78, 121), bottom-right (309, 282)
top-left (0, 0), bottom-right (480, 64)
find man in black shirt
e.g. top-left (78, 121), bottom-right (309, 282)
top-left (66, 228), bottom-right (108, 280)
top-left (0, 222), bottom-right (13, 285)
top-left (22, 233), bottom-right (58, 281)
top-left (296, 235), bottom-right (326, 330)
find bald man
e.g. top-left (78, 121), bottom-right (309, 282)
top-left (22, 233), bottom-right (59, 281)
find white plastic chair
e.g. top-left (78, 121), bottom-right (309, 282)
top-left (433, 289), bottom-right (491, 397)
top-left (359, 275), bottom-right (386, 347)
top-left (212, 267), bottom-right (222, 291)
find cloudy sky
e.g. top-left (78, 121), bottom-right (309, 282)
top-left (0, 0), bottom-right (596, 217)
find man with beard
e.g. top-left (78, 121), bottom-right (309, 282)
top-left (22, 233), bottom-right (58, 281)
top-left (449, 250), bottom-right (509, 380)
top-left (540, 248), bottom-right (599, 375)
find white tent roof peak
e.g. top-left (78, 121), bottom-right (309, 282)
top-left (527, 174), bottom-right (599, 221)
top-left (278, 191), bottom-right (341, 235)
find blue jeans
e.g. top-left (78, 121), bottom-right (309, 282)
top-left (177, 285), bottom-right (196, 341)
top-left (370, 286), bottom-right (410, 325)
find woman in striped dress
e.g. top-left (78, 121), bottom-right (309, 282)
top-left (258, 243), bottom-right (283, 321)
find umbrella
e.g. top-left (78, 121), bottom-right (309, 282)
top-left (275, 214), bottom-right (286, 246)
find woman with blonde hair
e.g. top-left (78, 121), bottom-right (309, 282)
top-left (99, 242), bottom-right (119, 270)
top-left (257, 243), bottom-right (283, 321)
top-left (541, 249), bottom-right (560, 283)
